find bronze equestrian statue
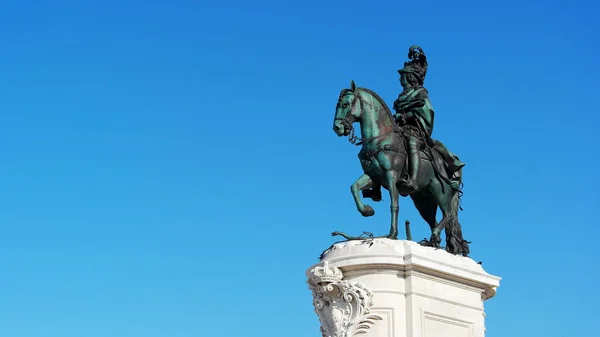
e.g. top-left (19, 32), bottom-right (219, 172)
top-left (331, 46), bottom-right (470, 256)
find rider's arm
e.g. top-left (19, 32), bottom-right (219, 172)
top-left (400, 93), bottom-right (427, 112)
top-left (404, 95), bottom-right (427, 110)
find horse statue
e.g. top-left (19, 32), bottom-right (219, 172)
top-left (331, 80), bottom-right (470, 256)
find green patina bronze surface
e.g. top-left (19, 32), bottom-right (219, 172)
top-left (331, 45), bottom-right (470, 256)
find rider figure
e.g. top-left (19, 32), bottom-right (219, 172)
top-left (361, 46), bottom-right (465, 201)
top-left (393, 46), bottom-right (432, 192)
top-left (393, 46), bottom-right (465, 192)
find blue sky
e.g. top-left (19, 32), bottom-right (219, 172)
top-left (1, 0), bottom-right (598, 336)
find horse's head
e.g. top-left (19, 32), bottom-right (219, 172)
top-left (333, 80), bottom-right (362, 137)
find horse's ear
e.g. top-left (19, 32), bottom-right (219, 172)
top-left (350, 80), bottom-right (356, 92)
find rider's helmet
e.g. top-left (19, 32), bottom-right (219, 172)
top-left (398, 45), bottom-right (428, 85)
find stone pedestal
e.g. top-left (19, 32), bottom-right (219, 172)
top-left (306, 239), bottom-right (500, 337)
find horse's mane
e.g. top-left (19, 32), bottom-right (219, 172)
top-left (357, 87), bottom-right (393, 118)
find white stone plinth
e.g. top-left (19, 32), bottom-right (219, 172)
top-left (306, 239), bottom-right (500, 337)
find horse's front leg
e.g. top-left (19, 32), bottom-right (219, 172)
top-left (385, 170), bottom-right (400, 239)
top-left (351, 174), bottom-right (375, 217)
top-left (331, 174), bottom-right (375, 241)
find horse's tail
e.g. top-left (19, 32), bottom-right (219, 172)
top-left (444, 191), bottom-right (470, 256)
top-left (450, 166), bottom-right (464, 211)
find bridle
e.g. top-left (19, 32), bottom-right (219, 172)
top-left (334, 89), bottom-right (393, 146)
top-left (334, 90), bottom-right (362, 145)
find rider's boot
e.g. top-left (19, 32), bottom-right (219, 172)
top-left (406, 138), bottom-right (420, 192)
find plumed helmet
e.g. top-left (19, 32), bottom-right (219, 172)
top-left (398, 45), bottom-right (428, 85)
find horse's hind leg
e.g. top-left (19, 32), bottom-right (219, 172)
top-left (426, 179), bottom-right (454, 248)
top-left (410, 192), bottom-right (438, 237)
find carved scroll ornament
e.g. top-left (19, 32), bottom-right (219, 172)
top-left (307, 262), bottom-right (382, 337)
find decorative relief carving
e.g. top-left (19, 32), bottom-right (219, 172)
top-left (307, 261), bottom-right (382, 337)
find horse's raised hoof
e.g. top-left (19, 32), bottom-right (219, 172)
top-left (360, 205), bottom-right (375, 217)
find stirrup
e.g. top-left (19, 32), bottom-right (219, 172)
top-left (405, 179), bottom-right (419, 192)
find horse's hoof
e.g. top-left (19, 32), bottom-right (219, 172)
top-left (360, 205), bottom-right (375, 217)
top-left (419, 239), bottom-right (433, 247)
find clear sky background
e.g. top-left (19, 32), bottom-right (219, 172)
top-left (1, 0), bottom-right (599, 336)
